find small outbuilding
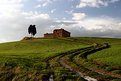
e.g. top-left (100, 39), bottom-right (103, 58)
top-left (44, 33), bottom-right (53, 38)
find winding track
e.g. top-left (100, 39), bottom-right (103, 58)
top-left (45, 44), bottom-right (121, 81)
top-left (59, 47), bottom-right (97, 80)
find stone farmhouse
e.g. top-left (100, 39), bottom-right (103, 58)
top-left (44, 28), bottom-right (71, 38)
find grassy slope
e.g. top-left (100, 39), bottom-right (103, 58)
top-left (0, 38), bottom-right (87, 70)
top-left (87, 38), bottom-right (121, 67)
top-left (1, 37), bottom-right (121, 68)
top-left (0, 37), bottom-right (121, 80)
top-left (73, 37), bottom-right (121, 67)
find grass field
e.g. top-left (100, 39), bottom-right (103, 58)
top-left (0, 37), bottom-right (121, 80)
top-left (0, 38), bottom-right (87, 69)
top-left (84, 37), bottom-right (121, 67)
top-left (67, 37), bottom-right (121, 67)
top-left (0, 38), bottom-right (89, 81)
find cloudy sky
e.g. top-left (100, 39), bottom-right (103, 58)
top-left (0, 0), bottom-right (121, 42)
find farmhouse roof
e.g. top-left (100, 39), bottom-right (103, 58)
top-left (54, 28), bottom-right (70, 33)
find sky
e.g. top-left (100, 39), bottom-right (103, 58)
top-left (0, 0), bottom-right (121, 43)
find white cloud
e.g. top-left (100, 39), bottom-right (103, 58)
top-left (77, 0), bottom-right (119, 8)
top-left (65, 10), bottom-right (74, 14)
top-left (72, 13), bottom-right (121, 31)
top-left (77, 18), bottom-right (120, 31)
top-left (23, 12), bottom-right (50, 20)
top-left (0, 0), bottom-right (53, 42)
top-left (36, 0), bottom-right (56, 8)
top-left (72, 13), bottom-right (86, 21)
top-left (35, 4), bottom-right (42, 8)
top-left (0, 0), bottom-right (24, 16)
top-left (67, 13), bottom-right (121, 37)
top-left (52, 12), bottom-right (121, 38)
top-left (0, 11), bottom-right (52, 42)
top-left (50, 9), bottom-right (56, 13)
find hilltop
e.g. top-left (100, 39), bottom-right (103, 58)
top-left (0, 37), bottom-right (121, 81)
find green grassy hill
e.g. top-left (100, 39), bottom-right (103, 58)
top-left (0, 38), bottom-right (87, 68)
top-left (0, 38), bottom-right (88, 81)
top-left (0, 37), bottom-right (121, 81)
top-left (69, 37), bottom-right (121, 67)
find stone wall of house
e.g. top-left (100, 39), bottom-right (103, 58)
top-left (62, 30), bottom-right (70, 37)
top-left (44, 29), bottom-right (70, 38)
top-left (53, 29), bottom-right (63, 37)
top-left (53, 29), bottom-right (70, 37)
top-left (44, 33), bottom-right (53, 38)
